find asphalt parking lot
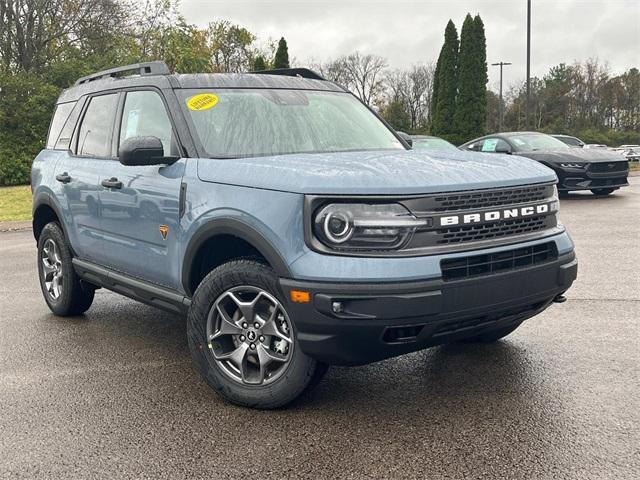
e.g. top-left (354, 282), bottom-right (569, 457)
top-left (1, 178), bottom-right (638, 480)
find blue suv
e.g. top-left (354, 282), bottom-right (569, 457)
top-left (31, 62), bottom-right (577, 408)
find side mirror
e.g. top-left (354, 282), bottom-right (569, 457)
top-left (396, 131), bottom-right (413, 148)
top-left (118, 136), bottom-right (177, 166)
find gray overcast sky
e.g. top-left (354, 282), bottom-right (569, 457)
top-left (179, 0), bottom-right (639, 90)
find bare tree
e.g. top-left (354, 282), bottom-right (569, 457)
top-left (384, 63), bottom-right (435, 130)
top-left (338, 52), bottom-right (388, 105)
top-left (0, 0), bottom-right (127, 73)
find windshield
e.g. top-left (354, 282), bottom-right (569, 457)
top-left (509, 133), bottom-right (570, 151)
top-left (180, 89), bottom-right (404, 158)
top-left (412, 137), bottom-right (458, 151)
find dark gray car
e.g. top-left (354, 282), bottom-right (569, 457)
top-left (461, 132), bottom-right (629, 195)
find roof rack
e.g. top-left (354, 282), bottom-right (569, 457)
top-left (251, 68), bottom-right (326, 81)
top-left (74, 61), bottom-right (170, 86)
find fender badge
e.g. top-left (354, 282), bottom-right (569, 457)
top-left (159, 225), bottom-right (169, 240)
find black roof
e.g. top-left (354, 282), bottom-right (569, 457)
top-left (58, 61), bottom-right (344, 103)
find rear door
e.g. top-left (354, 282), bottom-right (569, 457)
top-left (52, 93), bottom-right (120, 263)
top-left (96, 89), bottom-right (185, 289)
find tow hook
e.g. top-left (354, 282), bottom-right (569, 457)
top-left (553, 294), bottom-right (567, 303)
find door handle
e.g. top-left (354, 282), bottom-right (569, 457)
top-left (101, 177), bottom-right (123, 189)
top-left (55, 172), bottom-right (71, 183)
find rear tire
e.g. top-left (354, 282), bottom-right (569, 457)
top-left (187, 259), bottom-right (327, 409)
top-left (591, 188), bottom-right (615, 196)
top-left (460, 322), bottom-right (522, 343)
top-left (37, 222), bottom-right (95, 316)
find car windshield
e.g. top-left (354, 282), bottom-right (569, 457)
top-left (179, 89), bottom-right (404, 158)
top-left (509, 133), bottom-right (570, 151)
top-left (412, 137), bottom-right (458, 151)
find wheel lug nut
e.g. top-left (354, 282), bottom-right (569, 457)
top-left (249, 343), bottom-right (256, 350)
top-left (239, 335), bottom-right (245, 341)
top-left (242, 322), bottom-right (248, 329)
top-left (259, 335), bottom-right (265, 342)
top-left (254, 322), bottom-right (260, 329)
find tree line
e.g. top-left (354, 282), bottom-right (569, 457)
top-left (1, 0), bottom-right (637, 186)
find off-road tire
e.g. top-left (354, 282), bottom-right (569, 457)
top-left (187, 259), bottom-right (327, 409)
top-left (37, 222), bottom-right (95, 316)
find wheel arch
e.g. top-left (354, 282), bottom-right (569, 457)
top-left (182, 218), bottom-right (292, 297)
top-left (32, 193), bottom-right (69, 242)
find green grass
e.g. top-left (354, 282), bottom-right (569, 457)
top-left (0, 185), bottom-right (32, 221)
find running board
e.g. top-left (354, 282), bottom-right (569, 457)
top-left (72, 259), bottom-right (191, 315)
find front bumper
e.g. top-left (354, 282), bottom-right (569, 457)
top-left (556, 166), bottom-right (629, 191)
top-left (280, 251), bottom-right (577, 365)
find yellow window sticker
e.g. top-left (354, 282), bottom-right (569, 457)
top-left (187, 93), bottom-right (219, 111)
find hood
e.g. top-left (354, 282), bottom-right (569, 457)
top-left (196, 149), bottom-right (556, 195)
top-left (518, 148), bottom-right (624, 164)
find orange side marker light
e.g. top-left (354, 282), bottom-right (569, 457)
top-left (290, 290), bottom-right (311, 303)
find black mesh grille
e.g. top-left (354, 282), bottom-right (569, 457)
top-left (430, 185), bottom-right (550, 212)
top-left (435, 216), bottom-right (552, 245)
top-left (588, 162), bottom-right (628, 173)
top-left (440, 242), bottom-right (557, 281)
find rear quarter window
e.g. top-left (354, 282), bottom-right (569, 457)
top-left (46, 102), bottom-right (76, 149)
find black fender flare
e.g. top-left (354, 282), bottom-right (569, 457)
top-left (181, 218), bottom-right (293, 296)
top-left (32, 192), bottom-right (70, 243)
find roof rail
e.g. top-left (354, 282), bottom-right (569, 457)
top-left (74, 61), bottom-right (171, 86)
top-left (251, 68), bottom-right (326, 81)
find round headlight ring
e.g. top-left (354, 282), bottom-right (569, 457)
top-left (323, 211), bottom-right (353, 244)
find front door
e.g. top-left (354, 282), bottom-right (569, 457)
top-left (97, 89), bottom-right (185, 290)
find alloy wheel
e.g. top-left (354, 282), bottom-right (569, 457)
top-left (41, 238), bottom-right (63, 300)
top-left (206, 286), bottom-right (294, 385)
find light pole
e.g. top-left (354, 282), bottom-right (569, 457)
top-left (526, 0), bottom-right (531, 129)
top-left (492, 62), bottom-right (512, 131)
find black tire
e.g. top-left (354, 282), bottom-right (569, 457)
top-left (591, 188), bottom-right (615, 196)
top-left (187, 259), bottom-right (327, 409)
top-left (460, 322), bottom-right (522, 343)
top-left (558, 190), bottom-right (570, 198)
top-left (37, 222), bottom-right (95, 316)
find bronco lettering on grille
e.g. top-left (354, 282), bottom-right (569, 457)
top-left (439, 203), bottom-right (551, 226)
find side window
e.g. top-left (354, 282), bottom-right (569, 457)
top-left (467, 140), bottom-right (484, 151)
top-left (119, 90), bottom-right (175, 156)
top-left (54, 100), bottom-right (84, 150)
top-left (46, 102), bottom-right (75, 149)
top-left (77, 94), bottom-right (119, 157)
top-left (481, 138), bottom-right (510, 153)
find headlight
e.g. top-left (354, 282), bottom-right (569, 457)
top-left (559, 162), bottom-right (586, 168)
top-left (313, 203), bottom-right (429, 251)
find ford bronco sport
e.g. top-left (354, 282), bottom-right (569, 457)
top-left (31, 62), bottom-right (578, 408)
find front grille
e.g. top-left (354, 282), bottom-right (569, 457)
top-left (436, 216), bottom-right (552, 245)
top-left (430, 184), bottom-right (550, 212)
top-left (440, 242), bottom-right (557, 281)
top-left (588, 161), bottom-right (628, 173)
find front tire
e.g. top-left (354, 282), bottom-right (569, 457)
top-left (187, 259), bottom-right (327, 409)
top-left (591, 188), bottom-right (615, 196)
top-left (37, 222), bottom-right (95, 316)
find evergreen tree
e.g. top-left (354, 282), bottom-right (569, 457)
top-left (430, 55), bottom-right (442, 127)
top-left (253, 55), bottom-right (267, 71)
top-left (473, 14), bottom-right (488, 133)
top-left (431, 20), bottom-right (458, 137)
top-left (273, 37), bottom-right (290, 69)
top-left (454, 14), bottom-right (488, 139)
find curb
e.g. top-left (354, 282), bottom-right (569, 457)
top-left (0, 220), bottom-right (32, 232)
